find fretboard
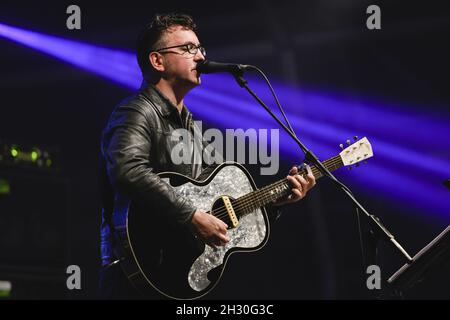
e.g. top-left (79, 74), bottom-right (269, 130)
top-left (234, 155), bottom-right (343, 216)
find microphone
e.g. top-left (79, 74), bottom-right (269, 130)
top-left (196, 60), bottom-right (252, 75)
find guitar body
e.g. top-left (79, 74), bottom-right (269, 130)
top-left (111, 137), bottom-right (373, 300)
top-left (120, 162), bottom-right (270, 300)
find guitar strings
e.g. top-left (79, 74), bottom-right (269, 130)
top-left (209, 156), bottom-right (344, 221)
top-left (210, 156), bottom-right (343, 220)
top-left (225, 155), bottom-right (342, 215)
top-left (211, 156), bottom-right (344, 220)
top-left (211, 178), bottom-right (289, 220)
top-left (212, 173), bottom-right (304, 220)
top-left (214, 155), bottom-right (345, 220)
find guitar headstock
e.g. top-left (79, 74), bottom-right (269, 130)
top-left (339, 136), bottom-right (373, 168)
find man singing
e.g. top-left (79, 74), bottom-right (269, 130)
top-left (98, 13), bottom-right (316, 299)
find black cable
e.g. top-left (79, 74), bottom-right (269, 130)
top-left (248, 66), bottom-right (296, 138)
top-left (247, 65), bottom-right (369, 275)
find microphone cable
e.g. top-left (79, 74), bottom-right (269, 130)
top-left (247, 65), bottom-right (370, 278)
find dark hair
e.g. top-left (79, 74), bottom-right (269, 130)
top-left (137, 13), bottom-right (198, 83)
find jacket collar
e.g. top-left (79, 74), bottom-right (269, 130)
top-left (140, 81), bottom-right (190, 118)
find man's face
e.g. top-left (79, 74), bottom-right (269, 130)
top-left (157, 25), bottom-right (205, 87)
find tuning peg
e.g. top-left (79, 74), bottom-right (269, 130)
top-left (363, 161), bottom-right (367, 165)
top-left (339, 143), bottom-right (344, 149)
top-left (353, 135), bottom-right (358, 141)
top-left (346, 139), bottom-right (351, 145)
top-left (348, 166), bottom-right (352, 170)
top-left (355, 163), bottom-right (360, 167)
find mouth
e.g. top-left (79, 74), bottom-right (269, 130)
top-left (192, 68), bottom-right (201, 77)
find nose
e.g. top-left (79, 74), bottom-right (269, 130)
top-left (194, 50), bottom-right (205, 61)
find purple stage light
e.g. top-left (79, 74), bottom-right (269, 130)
top-left (0, 23), bottom-right (141, 89)
top-left (1, 22), bottom-right (449, 220)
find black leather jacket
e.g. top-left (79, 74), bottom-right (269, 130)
top-left (99, 82), bottom-right (280, 266)
top-left (99, 83), bottom-right (209, 265)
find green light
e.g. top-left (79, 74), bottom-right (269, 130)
top-left (46, 159), bottom-right (52, 167)
top-left (10, 147), bottom-right (19, 158)
top-left (0, 179), bottom-right (10, 195)
top-left (0, 291), bottom-right (10, 297)
top-left (31, 151), bottom-right (38, 161)
top-left (0, 281), bottom-right (11, 297)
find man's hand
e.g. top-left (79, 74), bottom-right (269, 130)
top-left (273, 165), bottom-right (316, 206)
top-left (190, 210), bottom-right (230, 248)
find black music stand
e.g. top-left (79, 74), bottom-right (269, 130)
top-left (388, 224), bottom-right (450, 296)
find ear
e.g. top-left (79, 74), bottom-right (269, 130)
top-left (149, 52), bottom-right (165, 72)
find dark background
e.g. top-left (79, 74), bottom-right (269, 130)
top-left (1, 0), bottom-right (449, 300)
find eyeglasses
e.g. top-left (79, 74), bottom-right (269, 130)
top-left (155, 43), bottom-right (206, 57)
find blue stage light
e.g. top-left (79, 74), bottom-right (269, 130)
top-left (1, 22), bottom-right (449, 220)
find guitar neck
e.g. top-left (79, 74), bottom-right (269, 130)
top-left (235, 155), bottom-right (343, 216)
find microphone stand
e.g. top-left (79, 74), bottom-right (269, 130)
top-left (230, 69), bottom-right (413, 281)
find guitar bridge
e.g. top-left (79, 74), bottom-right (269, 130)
top-left (222, 196), bottom-right (239, 228)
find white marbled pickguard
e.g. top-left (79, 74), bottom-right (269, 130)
top-left (163, 164), bottom-right (267, 292)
